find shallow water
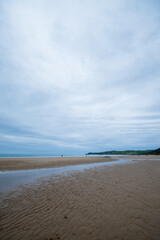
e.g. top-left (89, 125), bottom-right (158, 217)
top-left (0, 159), bottom-right (127, 193)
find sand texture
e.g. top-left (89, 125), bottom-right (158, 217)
top-left (0, 156), bottom-right (116, 171)
top-left (0, 157), bottom-right (160, 240)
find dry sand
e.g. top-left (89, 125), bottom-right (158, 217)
top-left (0, 156), bottom-right (160, 240)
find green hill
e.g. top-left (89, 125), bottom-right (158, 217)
top-left (87, 148), bottom-right (160, 155)
top-left (149, 148), bottom-right (160, 155)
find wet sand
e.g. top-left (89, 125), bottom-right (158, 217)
top-left (0, 156), bottom-right (116, 171)
top-left (0, 156), bottom-right (160, 240)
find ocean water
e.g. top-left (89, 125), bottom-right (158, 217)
top-left (0, 153), bottom-right (85, 158)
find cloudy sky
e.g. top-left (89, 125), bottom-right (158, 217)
top-left (0, 0), bottom-right (160, 155)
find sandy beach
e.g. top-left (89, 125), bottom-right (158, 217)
top-left (0, 156), bottom-right (160, 240)
top-left (0, 156), bottom-right (116, 171)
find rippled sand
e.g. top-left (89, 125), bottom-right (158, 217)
top-left (0, 156), bottom-right (160, 240)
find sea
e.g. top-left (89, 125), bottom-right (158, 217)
top-left (0, 153), bottom-right (85, 158)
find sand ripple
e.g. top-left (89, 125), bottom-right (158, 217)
top-left (0, 159), bottom-right (160, 240)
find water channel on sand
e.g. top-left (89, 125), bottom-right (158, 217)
top-left (0, 159), bottom-right (127, 193)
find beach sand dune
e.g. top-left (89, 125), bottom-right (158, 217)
top-left (0, 157), bottom-right (160, 240)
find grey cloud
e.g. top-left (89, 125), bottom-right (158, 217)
top-left (0, 0), bottom-right (160, 154)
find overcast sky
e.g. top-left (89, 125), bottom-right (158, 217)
top-left (0, 0), bottom-right (160, 155)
